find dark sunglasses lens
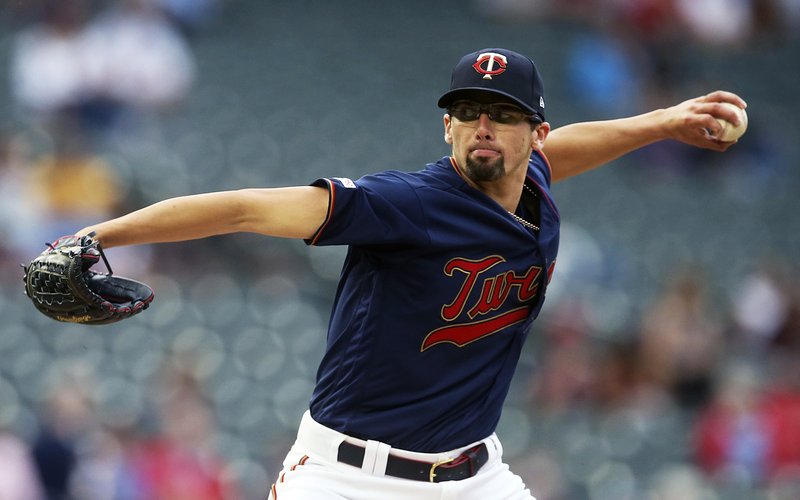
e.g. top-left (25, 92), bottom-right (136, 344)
top-left (449, 103), bottom-right (529, 124)
top-left (488, 105), bottom-right (526, 124)
top-left (451, 105), bottom-right (479, 121)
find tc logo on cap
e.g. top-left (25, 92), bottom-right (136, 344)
top-left (472, 52), bottom-right (507, 80)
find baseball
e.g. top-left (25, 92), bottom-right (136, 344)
top-left (714, 102), bottom-right (748, 142)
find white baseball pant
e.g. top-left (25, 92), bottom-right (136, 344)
top-left (268, 411), bottom-right (536, 500)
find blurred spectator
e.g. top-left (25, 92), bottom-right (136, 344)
top-left (83, 0), bottom-right (196, 114)
top-left (614, 0), bottom-right (680, 40)
top-left (31, 373), bottom-right (95, 500)
top-left (730, 261), bottom-right (795, 353)
top-left (752, 0), bottom-right (785, 37)
top-left (693, 359), bottom-right (800, 486)
top-left (26, 118), bottom-right (124, 241)
top-left (763, 382), bottom-right (800, 484)
top-left (565, 21), bottom-right (649, 118)
top-left (591, 340), bottom-right (672, 413)
top-left (69, 425), bottom-right (139, 500)
top-left (638, 267), bottom-right (724, 410)
top-left (120, 358), bottom-right (238, 500)
top-left (8, 0), bottom-right (195, 135)
top-left (124, 408), bottom-right (236, 499)
top-left (613, 0), bottom-right (685, 102)
top-left (8, 0), bottom-right (100, 127)
top-left (68, 356), bottom-right (239, 499)
top-left (673, 0), bottom-right (756, 47)
top-left (0, 130), bottom-right (46, 277)
top-left (693, 361), bottom-right (770, 485)
top-left (2, 121), bottom-right (152, 280)
top-left (0, 430), bottom-right (44, 500)
top-left (530, 299), bottom-right (597, 412)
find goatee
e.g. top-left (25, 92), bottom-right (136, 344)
top-left (464, 155), bottom-right (504, 182)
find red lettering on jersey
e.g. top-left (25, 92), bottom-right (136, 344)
top-left (425, 256), bottom-right (542, 351)
top-left (467, 267), bottom-right (541, 318)
top-left (441, 256), bottom-right (504, 321)
top-left (421, 307), bottom-right (530, 351)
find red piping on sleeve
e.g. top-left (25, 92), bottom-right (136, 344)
top-left (309, 179), bottom-right (336, 245)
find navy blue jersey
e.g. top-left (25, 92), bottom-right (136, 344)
top-left (305, 151), bottom-right (559, 452)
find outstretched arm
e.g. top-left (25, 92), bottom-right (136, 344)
top-left (543, 91), bottom-right (748, 182)
top-left (77, 186), bottom-right (330, 248)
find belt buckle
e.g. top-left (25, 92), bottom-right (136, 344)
top-left (429, 457), bottom-right (454, 482)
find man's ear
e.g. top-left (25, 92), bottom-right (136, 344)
top-left (530, 121), bottom-right (551, 151)
top-left (443, 114), bottom-right (453, 145)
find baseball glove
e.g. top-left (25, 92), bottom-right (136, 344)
top-left (22, 232), bottom-right (154, 325)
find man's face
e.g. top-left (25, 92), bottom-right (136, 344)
top-left (443, 98), bottom-right (546, 184)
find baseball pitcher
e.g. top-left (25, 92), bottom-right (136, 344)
top-left (24, 48), bottom-right (746, 499)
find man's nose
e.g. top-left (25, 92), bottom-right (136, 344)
top-left (475, 113), bottom-right (495, 139)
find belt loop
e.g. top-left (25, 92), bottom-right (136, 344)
top-left (372, 442), bottom-right (391, 477)
top-left (361, 440), bottom-right (391, 476)
top-left (361, 440), bottom-right (379, 474)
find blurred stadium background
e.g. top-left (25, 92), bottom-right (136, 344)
top-left (1, 0), bottom-right (799, 499)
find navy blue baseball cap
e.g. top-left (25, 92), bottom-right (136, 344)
top-left (438, 48), bottom-right (546, 122)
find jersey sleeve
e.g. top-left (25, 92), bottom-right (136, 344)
top-left (305, 172), bottom-right (431, 247)
top-left (530, 149), bottom-right (553, 187)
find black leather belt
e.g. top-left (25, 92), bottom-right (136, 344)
top-left (337, 441), bottom-right (489, 482)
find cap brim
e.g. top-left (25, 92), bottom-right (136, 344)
top-left (438, 88), bottom-right (538, 116)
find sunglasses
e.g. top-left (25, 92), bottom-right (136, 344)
top-left (447, 101), bottom-right (536, 125)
